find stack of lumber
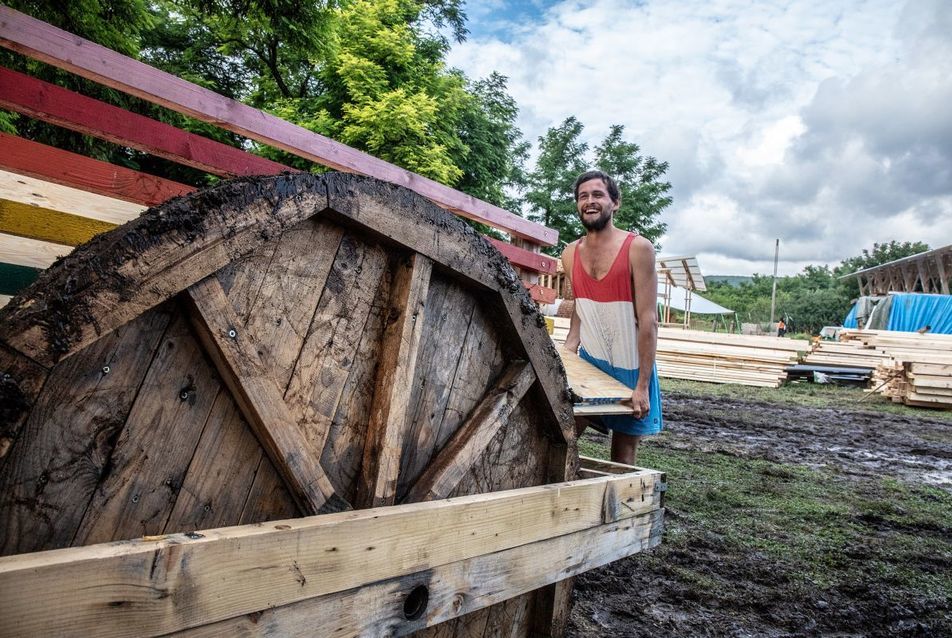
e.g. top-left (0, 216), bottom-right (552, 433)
top-left (550, 318), bottom-right (808, 388)
top-left (655, 328), bottom-right (808, 387)
top-left (839, 330), bottom-right (952, 408)
top-left (802, 339), bottom-right (891, 369)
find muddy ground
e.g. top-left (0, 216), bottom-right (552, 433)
top-left (569, 391), bottom-right (952, 637)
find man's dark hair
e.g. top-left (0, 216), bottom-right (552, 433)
top-left (574, 170), bottom-right (620, 204)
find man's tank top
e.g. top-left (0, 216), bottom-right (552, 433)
top-left (571, 232), bottom-right (639, 372)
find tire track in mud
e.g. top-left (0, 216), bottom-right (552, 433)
top-left (660, 393), bottom-right (952, 488)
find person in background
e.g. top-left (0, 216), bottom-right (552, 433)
top-left (561, 170), bottom-right (663, 465)
top-left (777, 318), bottom-right (786, 337)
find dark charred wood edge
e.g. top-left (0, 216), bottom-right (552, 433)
top-left (0, 341), bottom-right (49, 471)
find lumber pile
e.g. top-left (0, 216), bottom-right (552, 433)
top-left (839, 330), bottom-right (952, 408)
top-left (551, 318), bottom-right (808, 388)
top-left (803, 339), bottom-right (891, 369)
top-left (655, 328), bottom-right (808, 387)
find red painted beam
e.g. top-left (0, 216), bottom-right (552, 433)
top-left (525, 283), bottom-right (558, 305)
top-left (0, 132), bottom-right (194, 206)
top-left (0, 67), bottom-right (290, 178)
top-left (487, 238), bottom-right (556, 275)
top-left (0, 7), bottom-right (557, 247)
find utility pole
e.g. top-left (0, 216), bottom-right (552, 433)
top-left (769, 238), bottom-right (779, 324)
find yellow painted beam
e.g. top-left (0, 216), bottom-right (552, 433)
top-left (0, 198), bottom-right (116, 246)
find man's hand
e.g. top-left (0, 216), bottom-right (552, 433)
top-left (623, 385), bottom-right (650, 419)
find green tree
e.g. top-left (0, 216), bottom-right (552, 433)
top-left (524, 117), bottom-right (588, 252)
top-left (594, 124), bottom-right (669, 244)
top-left (524, 118), bottom-right (672, 254)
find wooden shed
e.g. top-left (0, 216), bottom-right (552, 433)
top-left (0, 173), bottom-right (664, 637)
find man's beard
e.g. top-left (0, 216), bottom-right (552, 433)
top-left (580, 208), bottom-right (612, 231)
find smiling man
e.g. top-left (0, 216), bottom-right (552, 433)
top-left (561, 170), bottom-right (663, 464)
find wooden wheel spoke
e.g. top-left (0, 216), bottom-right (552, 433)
top-left (356, 253), bottom-right (432, 509)
top-left (404, 360), bottom-right (536, 503)
top-left (185, 276), bottom-right (349, 515)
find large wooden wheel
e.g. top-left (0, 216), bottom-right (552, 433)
top-left (0, 173), bottom-right (579, 635)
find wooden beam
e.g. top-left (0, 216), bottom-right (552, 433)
top-left (404, 360), bottom-right (537, 503)
top-left (356, 253), bottom-right (432, 509)
top-left (936, 254), bottom-right (950, 295)
top-left (525, 281), bottom-right (557, 304)
top-left (0, 471), bottom-right (663, 638)
top-left (487, 237), bottom-right (556, 275)
top-left (0, 168), bottom-right (143, 224)
top-left (178, 510), bottom-right (662, 638)
top-left (0, 231), bottom-right (66, 268)
top-left (0, 262), bottom-right (40, 296)
top-left (0, 132), bottom-right (194, 205)
top-left (0, 198), bottom-right (114, 246)
top-left (0, 7), bottom-right (557, 247)
top-left (0, 66), bottom-right (290, 178)
top-left (184, 275), bottom-right (349, 516)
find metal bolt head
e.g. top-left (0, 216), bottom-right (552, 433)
top-left (180, 390), bottom-right (189, 401)
top-left (227, 328), bottom-right (237, 339)
top-left (102, 365), bottom-right (111, 375)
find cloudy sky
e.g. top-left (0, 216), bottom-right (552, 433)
top-left (447, 0), bottom-right (952, 276)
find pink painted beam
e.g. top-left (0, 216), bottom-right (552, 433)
top-left (0, 7), bottom-right (557, 247)
top-left (0, 67), bottom-right (290, 178)
top-left (0, 132), bottom-right (194, 206)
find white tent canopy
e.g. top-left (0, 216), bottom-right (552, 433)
top-left (659, 284), bottom-right (733, 315)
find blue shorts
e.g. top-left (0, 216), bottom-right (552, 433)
top-left (579, 347), bottom-right (664, 436)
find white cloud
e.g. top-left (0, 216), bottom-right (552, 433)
top-left (449, 0), bottom-right (952, 276)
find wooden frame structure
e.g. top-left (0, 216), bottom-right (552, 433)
top-left (840, 245), bottom-right (952, 296)
top-left (0, 168), bottom-right (666, 637)
top-left (0, 7), bottom-right (557, 304)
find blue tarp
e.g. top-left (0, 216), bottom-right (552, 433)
top-left (886, 293), bottom-right (952, 334)
top-left (843, 304), bottom-right (858, 328)
top-left (845, 293), bottom-right (952, 334)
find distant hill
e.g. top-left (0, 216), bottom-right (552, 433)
top-left (706, 275), bottom-right (753, 287)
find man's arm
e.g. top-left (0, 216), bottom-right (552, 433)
top-left (629, 236), bottom-right (658, 418)
top-left (560, 241), bottom-right (581, 354)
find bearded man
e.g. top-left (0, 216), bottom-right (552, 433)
top-left (561, 170), bottom-right (663, 464)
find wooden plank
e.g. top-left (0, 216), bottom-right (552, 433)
top-left (356, 253), bottom-right (432, 509)
top-left (0, 293), bottom-right (9, 308)
top-left (487, 237), bottom-right (556, 275)
top-left (71, 313), bottom-right (221, 546)
top-left (184, 276), bottom-right (349, 515)
top-left (0, 197), bottom-right (115, 245)
top-left (0, 7), bottom-right (557, 247)
top-left (574, 403), bottom-right (635, 416)
top-left (0, 471), bottom-right (663, 638)
top-left (398, 276), bottom-right (476, 496)
top-left (558, 347), bottom-right (632, 403)
top-left (404, 360), bottom-right (536, 503)
top-left (0, 66), bottom-right (290, 178)
top-left (0, 168), bottom-right (143, 224)
top-left (141, 512), bottom-right (661, 638)
top-left (0, 231), bottom-right (67, 268)
top-left (0, 306), bottom-right (171, 555)
top-left (0, 132), bottom-right (194, 205)
top-left (162, 391), bottom-right (263, 533)
top-left (282, 233), bottom-right (390, 473)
